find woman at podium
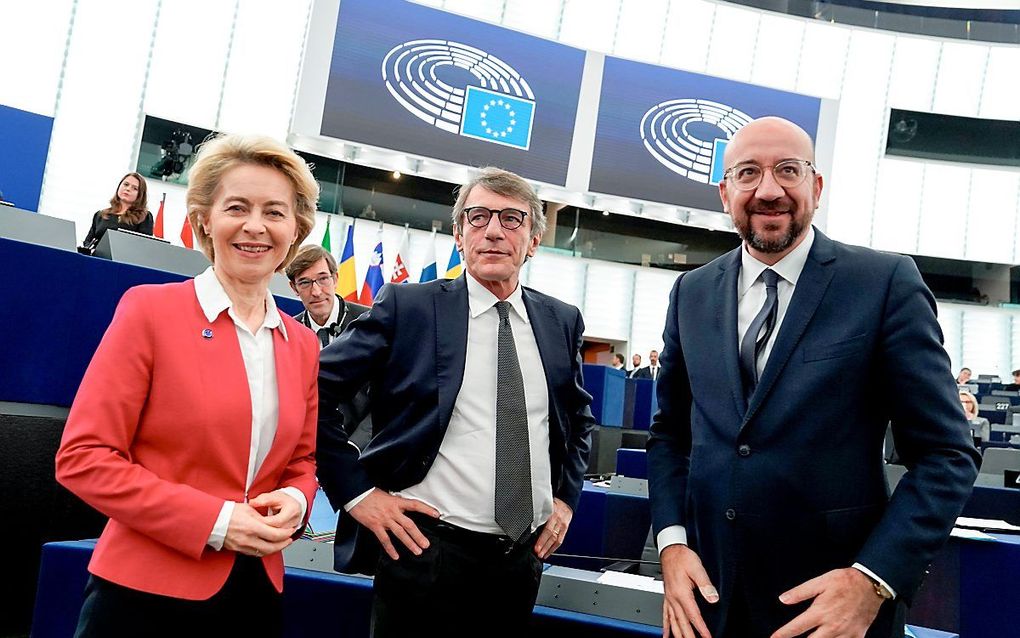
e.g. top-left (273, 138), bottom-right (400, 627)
top-left (80, 172), bottom-right (153, 253)
top-left (56, 135), bottom-right (321, 636)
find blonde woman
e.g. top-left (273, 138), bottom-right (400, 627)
top-left (57, 135), bottom-right (321, 636)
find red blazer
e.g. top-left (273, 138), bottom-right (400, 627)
top-left (56, 280), bottom-right (320, 600)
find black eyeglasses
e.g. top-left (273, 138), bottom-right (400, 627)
top-left (462, 206), bottom-right (529, 230)
top-left (723, 159), bottom-right (816, 191)
top-left (294, 274), bottom-right (334, 291)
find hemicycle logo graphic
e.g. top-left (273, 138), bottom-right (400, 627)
top-left (640, 99), bottom-right (752, 185)
top-left (382, 39), bottom-right (536, 150)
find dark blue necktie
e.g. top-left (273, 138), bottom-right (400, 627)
top-left (740, 268), bottom-right (780, 396)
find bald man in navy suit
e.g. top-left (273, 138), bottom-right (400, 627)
top-left (647, 117), bottom-right (979, 638)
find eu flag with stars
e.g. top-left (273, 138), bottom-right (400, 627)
top-left (459, 86), bottom-right (535, 150)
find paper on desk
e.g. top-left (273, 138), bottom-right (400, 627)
top-left (956, 517), bottom-right (1020, 532)
top-left (950, 527), bottom-right (996, 541)
top-left (596, 570), bottom-right (665, 594)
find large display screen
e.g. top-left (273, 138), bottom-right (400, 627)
top-left (589, 57), bottom-right (822, 212)
top-left (320, 0), bottom-right (586, 186)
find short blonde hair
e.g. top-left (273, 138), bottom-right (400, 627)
top-left (451, 167), bottom-right (545, 238)
top-left (186, 134), bottom-right (319, 271)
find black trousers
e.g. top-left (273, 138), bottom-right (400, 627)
top-left (371, 515), bottom-right (544, 638)
top-left (73, 555), bottom-right (281, 638)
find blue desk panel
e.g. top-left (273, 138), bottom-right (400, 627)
top-left (583, 364), bottom-right (626, 427)
top-left (1, 238), bottom-right (303, 407)
top-left (33, 541), bottom-right (659, 638)
top-left (629, 379), bottom-right (657, 430)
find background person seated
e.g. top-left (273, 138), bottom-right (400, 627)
top-left (81, 172), bottom-right (153, 253)
top-left (956, 367), bottom-right (973, 385)
top-left (960, 389), bottom-right (991, 441)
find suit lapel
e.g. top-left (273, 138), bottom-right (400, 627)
top-left (743, 231), bottom-right (837, 426)
top-left (522, 289), bottom-right (562, 428)
top-left (716, 249), bottom-right (747, 418)
top-left (435, 276), bottom-right (469, 433)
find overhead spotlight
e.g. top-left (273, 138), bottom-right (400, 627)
top-left (392, 170), bottom-right (402, 179)
top-left (602, 210), bottom-right (610, 216)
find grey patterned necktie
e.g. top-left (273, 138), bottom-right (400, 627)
top-left (740, 268), bottom-right (780, 396)
top-left (493, 301), bottom-right (533, 542)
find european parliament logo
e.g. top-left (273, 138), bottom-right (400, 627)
top-left (640, 99), bottom-right (752, 185)
top-left (382, 39), bottom-right (536, 150)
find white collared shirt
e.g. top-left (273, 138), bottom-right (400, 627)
top-left (391, 272), bottom-right (553, 535)
top-left (193, 267), bottom-right (307, 550)
top-left (736, 226), bottom-right (814, 379)
top-left (657, 227), bottom-right (896, 597)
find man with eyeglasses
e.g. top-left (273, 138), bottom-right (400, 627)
top-left (316, 167), bottom-right (594, 636)
top-left (286, 245), bottom-right (360, 348)
top-left (648, 117), bottom-right (978, 638)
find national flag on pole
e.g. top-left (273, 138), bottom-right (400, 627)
top-left (359, 225), bottom-right (385, 305)
top-left (321, 215), bottom-right (332, 251)
top-left (445, 243), bottom-right (462, 279)
top-left (180, 215), bottom-right (194, 249)
top-left (337, 221), bottom-right (358, 301)
top-left (153, 193), bottom-right (166, 239)
top-left (419, 229), bottom-right (438, 283)
top-left (390, 225), bottom-right (410, 284)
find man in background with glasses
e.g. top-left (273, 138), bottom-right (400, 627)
top-left (286, 245), bottom-right (360, 348)
top-left (317, 167), bottom-right (594, 636)
top-left (648, 116), bottom-right (978, 638)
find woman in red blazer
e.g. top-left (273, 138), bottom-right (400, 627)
top-left (56, 134), bottom-right (322, 636)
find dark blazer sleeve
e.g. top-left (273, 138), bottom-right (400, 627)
top-left (854, 256), bottom-right (979, 602)
top-left (555, 308), bottom-right (595, 513)
top-left (646, 273), bottom-right (693, 536)
top-left (316, 283), bottom-right (395, 511)
top-left (135, 212), bottom-right (154, 236)
top-left (83, 211), bottom-right (101, 247)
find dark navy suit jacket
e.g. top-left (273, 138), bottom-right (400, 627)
top-left (647, 228), bottom-right (979, 636)
top-left (317, 275), bottom-right (595, 572)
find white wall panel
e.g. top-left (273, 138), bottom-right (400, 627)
top-left (966, 169), bottom-right (1018, 264)
top-left (527, 252), bottom-right (587, 309)
top-left (917, 163), bottom-right (970, 259)
top-left (443, 0), bottom-right (503, 23)
top-left (217, 0), bottom-right (311, 139)
top-left (583, 262), bottom-right (634, 341)
top-left (795, 21), bottom-right (849, 100)
top-left (659, 0), bottom-right (715, 73)
top-left (886, 36), bottom-right (939, 111)
top-left (38, 0), bottom-right (158, 241)
top-left (870, 158), bottom-right (923, 254)
top-left (750, 14), bottom-right (803, 92)
top-left (145, 0), bottom-right (235, 129)
top-left (0, 1), bottom-right (73, 116)
top-left (979, 46), bottom-right (1020, 121)
top-left (824, 29), bottom-right (894, 248)
top-left (614, 0), bottom-right (669, 64)
top-left (932, 41), bottom-right (988, 118)
top-left (502, 0), bottom-right (563, 39)
top-left (705, 4), bottom-right (758, 82)
top-left (630, 269), bottom-right (678, 362)
top-left (559, 0), bottom-right (619, 53)
top-left (961, 309), bottom-right (1010, 379)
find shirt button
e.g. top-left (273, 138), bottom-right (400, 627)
top-left (725, 508), bottom-right (736, 521)
top-left (738, 444), bottom-right (751, 457)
